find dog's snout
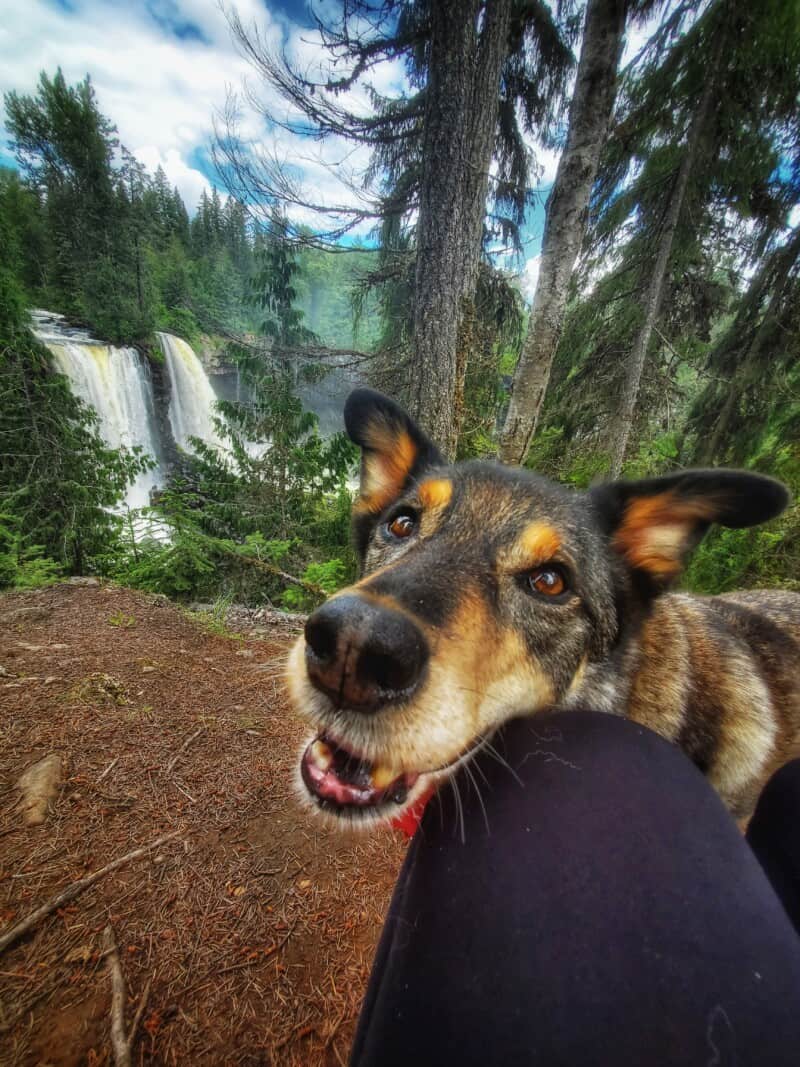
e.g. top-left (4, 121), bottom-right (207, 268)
top-left (304, 595), bottom-right (428, 712)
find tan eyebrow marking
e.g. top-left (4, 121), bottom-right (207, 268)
top-left (419, 478), bottom-right (453, 510)
top-left (500, 521), bottom-right (562, 571)
top-left (418, 478), bottom-right (454, 537)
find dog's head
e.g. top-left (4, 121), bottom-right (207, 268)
top-left (288, 388), bottom-right (789, 826)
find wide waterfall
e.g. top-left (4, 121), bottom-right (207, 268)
top-left (30, 312), bottom-right (352, 517)
top-left (31, 310), bottom-right (164, 512)
top-left (156, 332), bottom-right (226, 453)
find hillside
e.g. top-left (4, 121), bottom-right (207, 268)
top-left (0, 583), bottom-right (404, 1066)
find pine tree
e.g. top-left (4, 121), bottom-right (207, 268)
top-left (5, 70), bottom-right (119, 322)
top-left (220, 0), bottom-right (574, 455)
top-left (540, 0), bottom-right (800, 475)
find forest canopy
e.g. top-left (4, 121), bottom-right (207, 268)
top-left (1, 0), bottom-right (798, 603)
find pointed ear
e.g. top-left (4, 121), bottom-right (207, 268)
top-left (344, 388), bottom-right (444, 514)
top-left (590, 469), bottom-right (790, 586)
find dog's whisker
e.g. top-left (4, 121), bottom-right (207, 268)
top-left (463, 760), bottom-right (490, 836)
top-left (480, 736), bottom-right (524, 788)
top-left (450, 775), bottom-right (466, 844)
top-left (470, 753), bottom-right (491, 790)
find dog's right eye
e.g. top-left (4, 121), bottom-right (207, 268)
top-left (386, 514), bottom-right (416, 540)
top-left (527, 565), bottom-right (568, 598)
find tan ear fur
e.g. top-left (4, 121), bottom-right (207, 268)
top-left (613, 491), bottom-right (716, 578)
top-left (355, 423), bottom-right (418, 515)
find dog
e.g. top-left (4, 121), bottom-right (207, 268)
top-left (287, 388), bottom-right (800, 826)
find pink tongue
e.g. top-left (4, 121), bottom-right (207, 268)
top-left (304, 756), bottom-right (379, 807)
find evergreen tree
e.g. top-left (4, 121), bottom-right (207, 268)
top-left (220, 0), bottom-right (574, 455)
top-left (5, 71), bottom-right (119, 326)
top-left (540, 0), bottom-right (800, 474)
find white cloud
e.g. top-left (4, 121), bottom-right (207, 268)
top-left (533, 145), bottom-right (561, 188)
top-left (134, 145), bottom-right (212, 210)
top-left (0, 0), bottom-right (286, 211)
top-left (522, 254), bottom-right (541, 303)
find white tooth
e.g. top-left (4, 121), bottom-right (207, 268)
top-left (371, 764), bottom-right (398, 790)
top-left (311, 740), bottom-right (333, 771)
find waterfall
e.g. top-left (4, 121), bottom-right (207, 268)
top-left (31, 310), bottom-right (164, 512)
top-left (156, 332), bottom-right (226, 453)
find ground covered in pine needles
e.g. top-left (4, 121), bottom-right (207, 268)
top-left (0, 582), bottom-right (406, 1066)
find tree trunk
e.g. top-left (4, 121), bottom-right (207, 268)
top-left (410, 0), bottom-right (513, 458)
top-left (607, 38), bottom-right (723, 478)
top-left (499, 0), bottom-right (627, 465)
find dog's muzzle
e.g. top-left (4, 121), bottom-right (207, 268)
top-left (298, 594), bottom-right (429, 815)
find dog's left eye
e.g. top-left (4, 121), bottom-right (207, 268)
top-left (528, 565), bottom-right (567, 597)
top-left (386, 514), bottom-right (416, 540)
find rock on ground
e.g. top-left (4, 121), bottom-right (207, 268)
top-left (16, 753), bottom-right (62, 826)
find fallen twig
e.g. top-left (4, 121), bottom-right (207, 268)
top-left (127, 975), bottom-right (152, 1048)
top-left (97, 756), bottom-right (120, 784)
top-left (0, 830), bottom-right (183, 955)
top-left (101, 927), bottom-right (151, 1065)
top-left (165, 728), bottom-right (204, 774)
top-left (103, 925), bottom-right (132, 1067)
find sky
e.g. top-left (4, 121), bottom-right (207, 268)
top-left (0, 0), bottom-right (654, 301)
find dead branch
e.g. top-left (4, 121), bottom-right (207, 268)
top-left (97, 756), bottom-right (120, 784)
top-left (103, 925), bottom-right (132, 1067)
top-left (128, 976), bottom-right (152, 1048)
top-left (165, 728), bottom-right (205, 774)
top-left (0, 830), bottom-right (183, 955)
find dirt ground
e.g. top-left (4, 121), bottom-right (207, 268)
top-left (0, 582), bottom-right (406, 1066)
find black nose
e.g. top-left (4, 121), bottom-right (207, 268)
top-left (304, 595), bottom-right (428, 713)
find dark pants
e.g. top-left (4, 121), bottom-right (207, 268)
top-left (351, 711), bottom-right (800, 1066)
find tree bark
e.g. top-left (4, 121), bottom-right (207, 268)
top-left (499, 0), bottom-right (627, 465)
top-left (410, 0), bottom-right (513, 458)
top-left (607, 37), bottom-right (723, 478)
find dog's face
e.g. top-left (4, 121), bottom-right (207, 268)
top-left (287, 389), bottom-right (789, 827)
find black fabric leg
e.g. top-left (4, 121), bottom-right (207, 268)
top-left (351, 711), bottom-right (800, 1067)
top-left (747, 757), bottom-right (800, 937)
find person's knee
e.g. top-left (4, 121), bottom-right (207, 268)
top-left (748, 758), bottom-right (800, 839)
top-left (754, 758), bottom-right (800, 814)
top-left (432, 708), bottom-right (721, 847)
top-left (496, 708), bottom-right (703, 795)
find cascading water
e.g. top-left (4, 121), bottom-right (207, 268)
top-left (31, 310), bottom-right (164, 512)
top-left (156, 332), bottom-right (226, 453)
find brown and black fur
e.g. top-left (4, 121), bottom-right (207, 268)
top-left (288, 389), bottom-right (800, 822)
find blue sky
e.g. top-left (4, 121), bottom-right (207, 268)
top-left (0, 0), bottom-right (570, 296)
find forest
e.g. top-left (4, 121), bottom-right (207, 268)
top-left (1, 0), bottom-right (798, 608)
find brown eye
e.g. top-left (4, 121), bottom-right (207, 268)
top-left (528, 566), bottom-right (567, 597)
top-left (387, 514), bottom-right (416, 539)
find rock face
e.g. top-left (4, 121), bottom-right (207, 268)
top-left (17, 754), bottom-right (62, 826)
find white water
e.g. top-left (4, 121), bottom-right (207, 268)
top-left (31, 310), bottom-right (164, 512)
top-left (156, 332), bottom-right (226, 453)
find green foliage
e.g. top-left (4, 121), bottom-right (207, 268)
top-left (295, 245), bottom-right (381, 350)
top-left (282, 559), bottom-right (347, 611)
top-left (0, 515), bottom-right (62, 590)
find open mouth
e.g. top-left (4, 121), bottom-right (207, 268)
top-left (301, 734), bottom-right (420, 814)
